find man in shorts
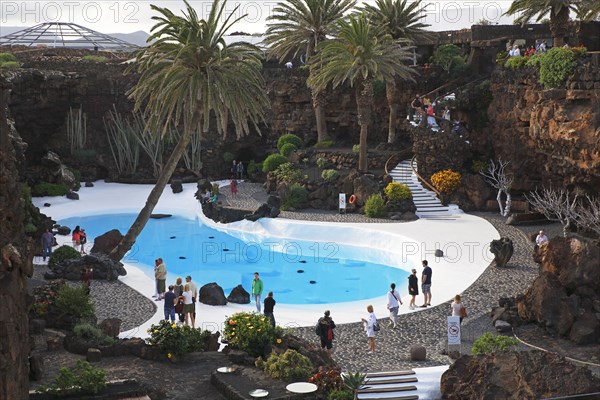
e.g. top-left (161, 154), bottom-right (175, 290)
top-left (317, 310), bottom-right (336, 356)
top-left (420, 260), bottom-right (432, 307)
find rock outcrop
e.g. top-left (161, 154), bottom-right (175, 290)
top-left (490, 237), bottom-right (514, 268)
top-left (517, 237), bottom-right (600, 344)
top-left (45, 253), bottom-right (127, 281)
top-left (199, 283), bottom-right (227, 306)
top-left (440, 350), bottom-right (600, 399)
top-left (90, 229), bottom-right (124, 255)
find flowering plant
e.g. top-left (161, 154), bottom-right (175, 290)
top-left (430, 169), bottom-right (462, 194)
top-left (146, 320), bottom-right (211, 357)
top-left (30, 280), bottom-right (65, 317)
top-left (308, 366), bottom-right (344, 394)
top-left (223, 312), bottom-right (284, 357)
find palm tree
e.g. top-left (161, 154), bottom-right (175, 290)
top-left (506, 0), bottom-right (585, 47)
top-left (110, 0), bottom-right (268, 261)
top-left (308, 13), bottom-right (415, 172)
top-left (363, 0), bottom-right (430, 143)
top-left (264, 0), bottom-right (356, 143)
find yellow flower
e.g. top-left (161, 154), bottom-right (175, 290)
top-left (249, 326), bottom-right (254, 329)
top-left (171, 323), bottom-right (177, 329)
top-left (154, 329), bottom-right (158, 333)
top-left (231, 332), bottom-right (235, 336)
top-left (146, 329), bottom-right (151, 333)
top-left (168, 353), bottom-right (172, 359)
top-left (277, 338), bottom-right (282, 344)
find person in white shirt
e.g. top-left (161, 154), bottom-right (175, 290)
top-left (536, 230), bottom-right (549, 246)
top-left (185, 275), bottom-right (198, 319)
top-left (386, 283), bottom-right (402, 329)
top-left (361, 305), bottom-right (378, 354)
top-left (513, 45), bottom-right (521, 56)
top-left (451, 294), bottom-right (466, 324)
top-left (180, 284), bottom-right (195, 328)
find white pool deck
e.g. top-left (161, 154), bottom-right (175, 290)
top-left (33, 182), bottom-right (500, 336)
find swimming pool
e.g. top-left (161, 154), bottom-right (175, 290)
top-left (59, 214), bottom-right (409, 304)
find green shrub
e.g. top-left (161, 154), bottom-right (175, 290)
top-left (433, 44), bottom-right (462, 73)
top-left (471, 160), bottom-right (487, 174)
top-left (81, 55), bottom-right (108, 63)
top-left (223, 312), bottom-right (284, 357)
top-left (495, 50), bottom-right (508, 64)
top-left (24, 223), bottom-right (37, 235)
top-left (504, 55), bottom-right (527, 69)
top-left (525, 52), bottom-right (544, 68)
top-left (277, 134), bottom-right (303, 151)
top-left (211, 183), bottom-right (220, 196)
top-left (343, 371), bottom-right (367, 392)
top-left (384, 182), bottom-right (412, 201)
top-left (314, 140), bottom-right (335, 148)
top-left (258, 349), bottom-right (313, 382)
top-left (364, 194), bottom-right (387, 218)
top-left (36, 360), bottom-right (106, 396)
top-left (262, 154), bottom-right (288, 173)
top-left (0, 61), bottom-right (20, 70)
top-left (328, 389), bottom-right (354, 400)
top-left (31, 280), bottom-right (64, 317)
top-left (282, 184), bottom-right (309, 210)
top-left (321, 169), bottom-right (339, 181)
top-left (274, 162), bottom-right (301, 183)
top-left (147, 320), bottom-right (211, 356)
top-left (55, 284), bottom-right (95, 318)
top-left (0, 52), bottom-right (17, 63)
top-left (372, 79), bottom-right (386, 96)
top-left (279, 143), bottom-right (298, 157)
top-left (48, 245), bottom-right (81, 269)
top-left (316, 157), bottom-right (328, 169)
top-left (31, 182), bottom-right (69, 197)
top-left (352, 144), bottom-right (360, 154)
top-left (539, 47), bottom-right (578, 89)
top-left (247, 160), bottom-right (260, 176)
top-left (74, 323), bottom-right (115, 346)
top-left (223, 152), bottom-right (235, 163)
top-left (471, 332), bottom-right (519, 355)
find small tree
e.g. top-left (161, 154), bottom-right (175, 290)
top-left (432, 44), bottom-right (462, 74)
top-left (573, 195), bottom-right (600, 237)
top-left (480, 159), bottom-right (513, 217)
top-left (526, 188), bottom-right (578, 237)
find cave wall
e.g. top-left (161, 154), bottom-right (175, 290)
top-left (486, 56), bottom-right (600, 195)
top-left (0, 75), bottom-right (34, 400)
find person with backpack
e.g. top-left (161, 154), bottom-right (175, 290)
top-left (316, 310), bottom-right (336, 357)
top-left (387, 283), bottom-right (402, 329)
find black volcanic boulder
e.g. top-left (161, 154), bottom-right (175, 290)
top-left (490, 237), bottom-right (513, 268)
top-left (199, 282), bottom-right (227, 305)
top-left (90, 229), bottom-right (124, 255)
top-left (227, 285), bottom-right (250, 304)
top-left (170, 179), bottom-right (183, 194)
top-left (56, 226), bottom-right (71, 236)
top-left (49, 253), bottom-right (126, 281)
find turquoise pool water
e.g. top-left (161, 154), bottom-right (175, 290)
top-left (59, 214), bottom-right (408, 304)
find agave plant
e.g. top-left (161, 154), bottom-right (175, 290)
top-left (342, 371), bottom-right (367, 398)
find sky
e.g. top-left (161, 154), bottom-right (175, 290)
top-left (1, 0), bottom-right (518, 35)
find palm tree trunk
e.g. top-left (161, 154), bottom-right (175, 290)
top-left (356, 80), bottom-right (373, 173)
top-left (109, 111), bottom-right (200, 261)
top-left (386, 79), bottom-right (399, 144)
top-left (312, 89), bottom-right (329, 142)
top-left (550, 6), bottom-right (569, 48)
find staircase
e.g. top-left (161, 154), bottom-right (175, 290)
top-left (389, 159), bottom-right (458, 218)
top-left (356, 370), bottom-right (419, 400)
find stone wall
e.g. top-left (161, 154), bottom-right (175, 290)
top-left (486, 56), bottom-right (600, 194)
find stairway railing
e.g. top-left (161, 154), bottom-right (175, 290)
top-left (410, 155), bottom-right (442, 198)
top-left (384, 147), bottom-right (413, 176)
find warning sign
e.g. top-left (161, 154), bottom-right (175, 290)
top-left (447, 316), bottom-right (461, 345)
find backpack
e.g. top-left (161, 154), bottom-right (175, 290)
top-left (315, 321), bottom-right (321, 336)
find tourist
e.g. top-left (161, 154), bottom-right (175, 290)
top-left (251, 272), bottom-right (263, 312)
top-left (185, 275), bottom-right (198, 319)
top-left (152, 259), bottom-right (160, 298)
top-left (180, 283), bottom-right (195, 328)
top-left (237, 161), bottom-right (244, 180)
top-left (536, 230), bottom-right (549, 246)
top-left (512, 45), bottom-right (521, 57)
top-left (202, 190), bottom-right (211, 204)
top-left (81, 267), bottom-right (93, 294)
top-left (426, 103), bottom-right (438, 128)
top-left (361, 305), bottom-right (377, 354)
top-left (387, 283), bottom-right (402, 329)
top-left (163, 285), bottom-right (177, 322)
top-left (41, 228), bottom-right (54, 261)
top-left (451, 294), bottom-right (467, 324)
top-left (174, 277), bottom-right (185, 322)
top-left (72, 225), bottom-right (81, 249)
top-left (231, 159), bottom-right (237, 177)
top-left (539, 40), bottom-right (547, 53)
top-left (442, 105), bottom-right (451, 121)
top-left (155, 258), bottom-right (167, 300)
top-left (230, 177), bottom-right (238, 196)
top-left (263, 291), bottom-right (276, 327)
top-left (79, 228), bottom-right (87, 255)
top-left (210, 192), bottom-right (218, 203)
top-left (420, 260), bottom-right (432, 307)
top-left (411, 94), bottom-right (423, 123)
top-left (408, 269), bottom-right (419, 309)
top-left (534, 39), bottom-right (541, 51)
top-left (317, 310), bottom-right (336, 357)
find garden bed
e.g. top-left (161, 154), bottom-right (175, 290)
top-left (30, 379), bottom-right (148, 400)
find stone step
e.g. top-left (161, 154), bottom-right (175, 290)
top-left (357, 395), bottom-right (418, 400)
top-left (365, 370), bottom-right (416, 378)
top-left (365, 377), bottom-right (418, 385)
top-left (357, 385), bottom-right (418, 394)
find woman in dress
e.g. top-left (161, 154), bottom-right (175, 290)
top-left (360, 305), bottom-right (377, 354)
top-left (451, 294), bottom-right (466, 324)
top-left (180, 283), bottom-right (195, 328)
top-left (408, 269), bottom-right (419, 309)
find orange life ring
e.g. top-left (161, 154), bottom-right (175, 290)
top-left (348, 194), bottom-right (356, 204)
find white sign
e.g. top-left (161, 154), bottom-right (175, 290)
top-left (339, 193), bottom-right (346, 210)
top-left (447, 316), bottom-right (461, 345)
